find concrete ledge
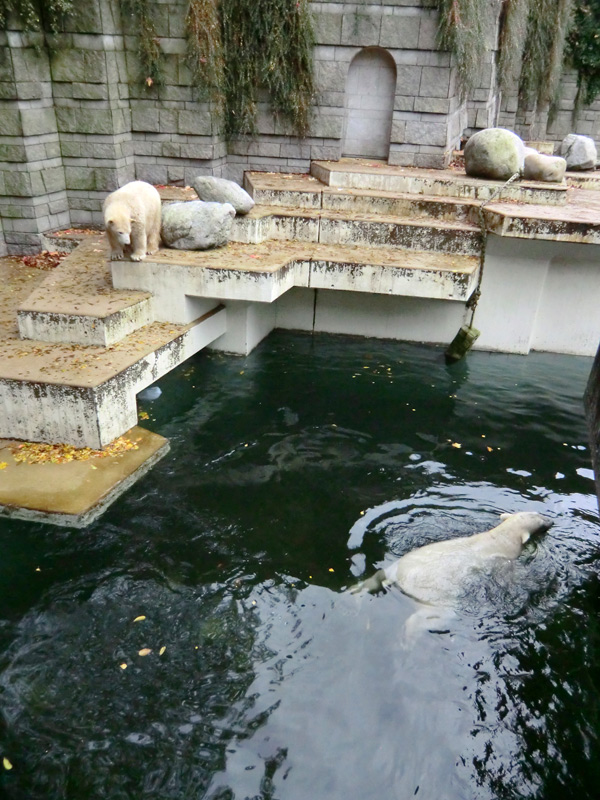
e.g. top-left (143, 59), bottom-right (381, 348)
top-left (17, 237), bottom-right (155, 345)
top-left (0, 426), bottom-right (169, 528)
top-left (311, 158), bottom-right (568, 205)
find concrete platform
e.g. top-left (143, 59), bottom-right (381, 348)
top-left (311, 158), bottom-right (568, 205)
top-left (17, 237), bottom-right (153, 346)
top-left (0, 426), bottom-right (169, 527)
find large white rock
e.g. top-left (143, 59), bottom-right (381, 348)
top-left (464, 128), bottom-right (526, 181)
top-left (191, 176), bottom-right (255, 215)
top-left (560, 134), bottom-right (598, 171)
top-left (161, 201), bottom-right (235, 250)
top-left (523, 152), bottom-right (567, 183)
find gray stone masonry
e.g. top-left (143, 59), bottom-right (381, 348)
top-left (0, 0), bottom-right (598, 251)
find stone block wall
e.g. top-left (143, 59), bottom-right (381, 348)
top-left (0, 0), bottom-right (598, 253)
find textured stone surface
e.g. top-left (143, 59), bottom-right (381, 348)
top-left (191, 176), bottom-right (255, 215)
top-left (465, 128), bottom-right (525, 181)
top-left (560, 134), bottom-right (598, 171)
top-left (161, 200), bottom-right (236, 250)
top-left (523, 153), bottom-right (567, 183)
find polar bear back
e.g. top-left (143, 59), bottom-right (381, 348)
top-left (384, 512), bottom-right (551, 606)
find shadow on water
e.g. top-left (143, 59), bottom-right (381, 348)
top-left (1, 331), bottom-right (600, 799)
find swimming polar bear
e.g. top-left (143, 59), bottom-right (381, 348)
top-left (351, 512), bottom-right (553, 606)
top-left (103, 180), bottom-right (162, 262)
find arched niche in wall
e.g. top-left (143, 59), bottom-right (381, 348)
top-left (342, 47), bottom-right (397, 160)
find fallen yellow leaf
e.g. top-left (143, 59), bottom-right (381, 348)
top-left (487, 446), bottom-right (493, 452)
top-left (3, 757), bottom-right (12, 770)
top-left (138, 648), bottom-right (152, 656)
top-left (451, 442), bottom-right (462, 449)
top-left (0, 462), bottom-right (7, 470)
top-left (159, 646), bottom-right (166, 655)
top-left (120, 663), bottom-right (127, 670)
top-left (133, 615), bottom-right (146, 622)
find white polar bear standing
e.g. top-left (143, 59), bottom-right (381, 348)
top-left (352, 512), bottom-right (552, 606)
top-left (103, 180), bottom-right (162, 262)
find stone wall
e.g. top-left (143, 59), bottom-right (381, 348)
top-left (0, 0), bottom-right (598, 253)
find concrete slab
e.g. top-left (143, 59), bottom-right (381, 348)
top-left (311, 158), bottom-right (568, 205)
top-left (0, 426), bottom-right (169, 528)
top-left (17, 237), bottom-right (154, 346)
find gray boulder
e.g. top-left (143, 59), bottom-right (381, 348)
top-left (523, 152), bottom-right (567, 183)
top-left (560, 134), bottom-right (598, 171)
top-left (464, 128), bottom-right (526, 181)
top-left (191, 176), bottom-right (255, 215)
top-left (161, 201), bottom-right (235, 250)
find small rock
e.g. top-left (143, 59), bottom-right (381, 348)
top-left (560, 134), bottom-right (598, 171)
top-left (191, 176), bottom-right (255, 215)
top-left (464, 128), bottom-right (526, 181)
top-left (161, 201), bottom-right (235, 250)
top-left (523, 153), bottom-right (567, 183)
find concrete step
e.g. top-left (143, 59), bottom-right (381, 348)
top-left (230, 205), bottom-right (482, 255)
top-left (17, 237), bottom-right (155, 347)
top-left (112, 240), bottom-right (480, 309)
top-left (245, 171), bottom-right (479, 222)
top-left (1, 253), bottom-right (227, 448)
top-left (311, 158), bottom-right (568, 205)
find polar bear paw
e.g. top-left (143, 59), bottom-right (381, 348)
top-left (130, 252), bottom-right (146, 262)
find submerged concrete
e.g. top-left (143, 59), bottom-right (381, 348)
top-left (0, 426), bottom-right (169, 528)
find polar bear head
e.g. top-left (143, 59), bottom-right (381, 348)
top-left (105, 204), bottom-right (131, 246)
top-left (499, 511), bottom-right (553, 544)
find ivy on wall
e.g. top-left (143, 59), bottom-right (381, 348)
top-left (567, 0), bottom-right (600, 108)
top-left (435, 0), bottom-right (487, 97)
top-left (121, 0), bottom-right (163, 86)
top-left (186, 0), bottom-right (315, 139)
top-left (0, 0), bottom-right (72, 31)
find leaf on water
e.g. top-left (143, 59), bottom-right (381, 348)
top-left (159, 646), bottom-right (166, 655)
top-left (138, 411), bottom-right (150, 420)
top-left (138, 648), bottom-right (152, 656)
top-left (487, 446), bottom-right (493, 452)
top-left (451, 442), bottom-right (462, 449)
top-left (3, 758), bottom-right (13, 770)
top-left (120, 663), bottom-right (127, 670)
top-left (133, 615), bottom-right (146, 622)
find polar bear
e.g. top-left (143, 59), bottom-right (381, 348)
top-left (103, 180), bottom-right (162, 262)
top-left (351, 512), bottom-right (552, 606)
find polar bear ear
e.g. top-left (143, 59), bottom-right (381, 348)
top-left (500, 512), bottom-right (511, 520)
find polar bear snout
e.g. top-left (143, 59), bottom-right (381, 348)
top-left (115, 230), bottom-right (130, 246)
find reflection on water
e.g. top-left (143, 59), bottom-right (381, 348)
top-left (1, 332), bottom-right (600, 799)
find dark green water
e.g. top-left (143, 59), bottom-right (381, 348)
top-left (1, 331), bottom-right (600, 800)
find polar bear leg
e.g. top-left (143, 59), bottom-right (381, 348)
top-left (130, 225), bottom-right (147, 262)
top-left (147, 227), bottom-right (160, 254)
top-left (106, 227), bottom-right (124, 261)
top-left (402, 605), bottom-right (456, 646)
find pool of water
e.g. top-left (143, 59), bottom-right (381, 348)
top-left (1, 331), bottom-right (600, 800)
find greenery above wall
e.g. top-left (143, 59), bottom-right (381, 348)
top-left (186, 0), bottom-right (315, 139)
top-left (439, 0), bottom-right (600, 111)
top-left (0, 0), bottom-right (72, 31)
top-left (121, 0), bottom-right (163, 86)
top-left (567, 0), bottom-right (600, 108)
top-left (436, 0), bottom-right (486, 97)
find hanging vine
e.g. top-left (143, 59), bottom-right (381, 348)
top-left (518, 0), bottom-right (573, 109)
top-left (497, 0), bottom-right (530, 93)
top-left (0, 0), bottom-right (72, 31)
top-left (185, 0), bottom-right (315, 139)
top-left (121, 0), bottom-right (163, 87)
top-left (567, 0), bottom-right (600, 110)
top-left (435, 0), bottom-right (487, 97)
top-left (185, 0), bottom-right (225, 111)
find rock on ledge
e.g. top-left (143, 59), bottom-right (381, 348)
top-left (161, 201), bottom-right (236, 250)
top-left (464, 128), bottom-right (525, 181)
top-left (191, 176), bottom-right (255, 215)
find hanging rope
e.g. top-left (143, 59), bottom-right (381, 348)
top-left (467, 171), bottom-right (521, 327)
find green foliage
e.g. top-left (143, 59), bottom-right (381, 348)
top-left (436, 0), bottom-right (487, 97)
top-left (567, 0), bottom-right (600, 107)
top-left (121, 0), bottom-right (163, 87)
top-left (186, 0), bottom-right (315, 139)
top-left (498, 0), bottom-right (530, 92)
top-left (185, 0), bottom-right (225, 109)
top-left (0, 0), bottom-right (72, 31)
top-left (519, 0), bottom-right (573, 108)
